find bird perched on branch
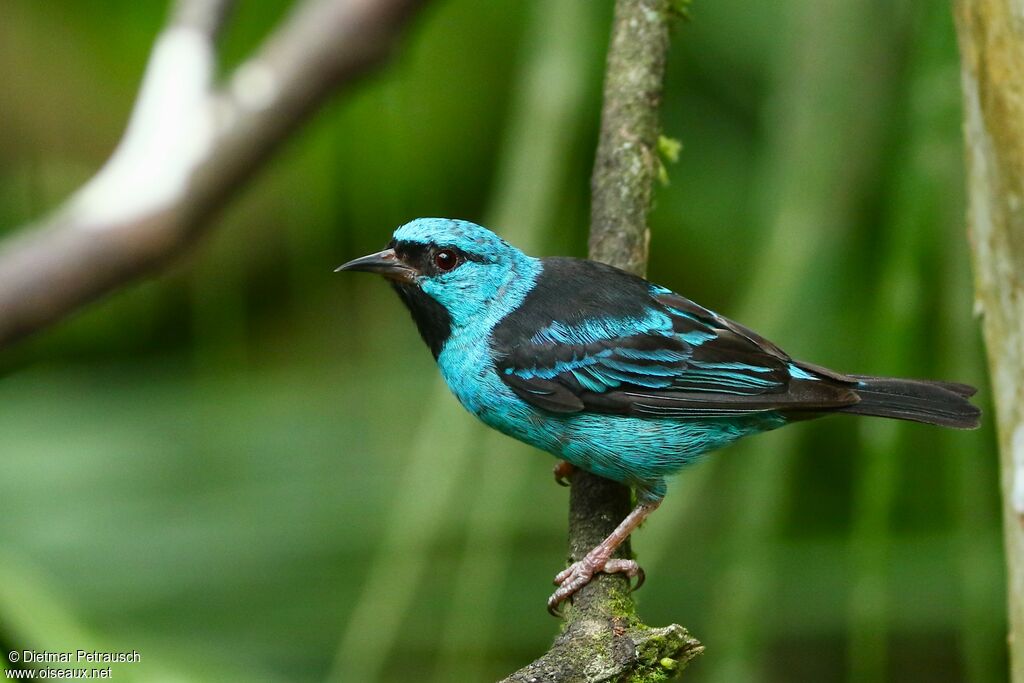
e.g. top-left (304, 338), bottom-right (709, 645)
top-left (338, 217), bottom-right (981, 615)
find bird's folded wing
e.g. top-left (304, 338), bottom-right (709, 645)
top-left (495, 291), bottom-right (858, 418)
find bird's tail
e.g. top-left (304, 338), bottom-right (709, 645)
top-left (837, 375), bottom-right (981, 429)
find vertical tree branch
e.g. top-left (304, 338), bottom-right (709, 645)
top-left (502, 1), bottom-right (702, 680)
top-left (577, 0), bottom-right (670, 622)
top-left (588, 0), bottom-right (671, 277)
top-left (954, 1), bottom-right (1024, 680)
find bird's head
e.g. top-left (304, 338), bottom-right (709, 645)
top-left (337, 218), bottom-right (538, 356)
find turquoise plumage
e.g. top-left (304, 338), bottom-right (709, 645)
top-left (338, 217), bottom-right (980, 613)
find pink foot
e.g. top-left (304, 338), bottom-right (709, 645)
top-left (552, 460), bottom-right (576, 487)
top-left (547, 556), bottom-right (645, 616)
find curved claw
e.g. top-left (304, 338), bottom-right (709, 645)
top-left (629, 565), bottom-right (646, 593)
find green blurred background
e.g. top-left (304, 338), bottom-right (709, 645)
top-left (0, 0), bottom-right (1004, 681)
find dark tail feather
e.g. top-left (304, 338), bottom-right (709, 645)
top-left (838, 375), bottom-right (981, 429)
top-left (848, 374), bottom-right (978, 399)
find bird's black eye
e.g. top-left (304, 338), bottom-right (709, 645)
top-left (433, 248), bottom-right (460, 272)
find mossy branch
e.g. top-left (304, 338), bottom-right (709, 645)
top-left (502, 477), bottom-right (702, 683)
top-left (502, 1), bottom-right (702, 680)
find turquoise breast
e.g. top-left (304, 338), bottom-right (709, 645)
top-left (437, 327), bottom-right (785, 499)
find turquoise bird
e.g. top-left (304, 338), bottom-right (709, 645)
top-left (338, 217), bottom-right (980, 614)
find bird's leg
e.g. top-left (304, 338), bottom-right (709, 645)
top-left (553, 460), bottom-right (576, 487)
top-left (547, 498), bottom-right (662, 616)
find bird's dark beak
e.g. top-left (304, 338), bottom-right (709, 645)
top-left (335, 248), bottom-right (417, 283)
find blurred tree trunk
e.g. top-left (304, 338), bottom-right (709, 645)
top-left (953, 2), bottom-right (1024, 679)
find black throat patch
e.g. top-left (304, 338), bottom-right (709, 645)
top-left (391, 283), bottom-right (452, 359)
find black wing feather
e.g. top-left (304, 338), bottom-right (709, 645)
top-left (503, 373), bottom-right (584, 413)
top-left (491, 258), bottom-right (859, 419)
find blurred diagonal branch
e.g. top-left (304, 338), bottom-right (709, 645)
top-left (503, 1), bottom-right (702, 680)
top-left (172, 0), bottom-right (235, 37)
top-left (0, 0), bottom-right (426, 348)
top-left (954, 2), bottom-right (1024, 680)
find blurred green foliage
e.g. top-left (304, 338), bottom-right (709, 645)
top-left (0, 0), bottom-right (1003, 681)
